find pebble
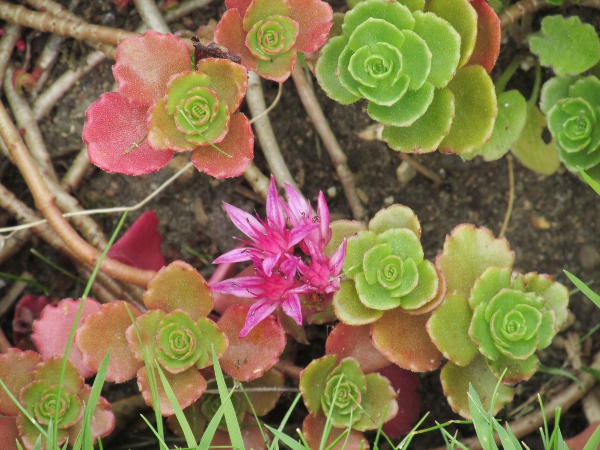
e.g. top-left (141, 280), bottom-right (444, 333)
top-left (396, 162), bottom-right (416, 184)
top-left (579, 245), bottom-right (600, 270)
top-left (384, 196), bottom-right (394, 205)
top-left (327, 186), bottom-right (337, 198)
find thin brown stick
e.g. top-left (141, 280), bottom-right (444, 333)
top-left (498, 155), bottom-right (514, 238)
top-left (398, 154), bottom-right (442, 189)
top-left (0, 1), bottom-right (137, 48)
top-left (60, 146), bottom-right (91, 192)
top-left (274, 360), bottom-right (303, 380)
top-left (499, 0), bottom-right (552, 28)
top-left (291, 65), bottom-right (366, 222)
top-left (0, 272), bottom-right (32, 318)
top-left (163, 0), bottom-right (214, 21)
top-left (0, 23), bottom-right (21, 89)
top-left (243, 162), bottom-right (270, 200)
top-left (247, 71), bottom-right (297, 189)
top-left (134, 0), bottom-right (170, 33)
top-left (0, 101), bottom-right (155, 287)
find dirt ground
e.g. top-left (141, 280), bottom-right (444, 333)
top-left (1, 0), bottom-right (599, 448)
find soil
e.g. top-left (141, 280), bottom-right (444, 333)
top-left (1, 1), bottom-right (599, 449)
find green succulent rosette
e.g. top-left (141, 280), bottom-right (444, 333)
top-left (315, 0), bottom-right (497, 154)
top-left (541, 75), bottom-right (600, 181)
top-left (300, 355), bottom-right (397, 431)
top-left (334, 205), bottom-right (443, 324)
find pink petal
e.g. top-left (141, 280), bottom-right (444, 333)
top-left (223, 203), bottom-right (265, 242)
top-left (287, 222), bottom-right (319, 247)
top-left (32, 298), bottom-right (102, 378)
top-left (191, 113), bottom-right (254, 179)
top-left (316, 191), bottom-right (331, 244)
top-left (214, 10), bottom-right (258, 72)
top-left (288, 0), bottom-right (333, 53)
top-left (329, 239), bottom-right (347, 276)
top-left (239, 299), bottom-right (281, 337)
top-left (284, 183), bottom-right (311, 223)
top-left (83, 92), bottom-right (174, 175)
top-left (281, 294), bottom-right (302, 326)
top-left (210, 276), bottom-right (263, 298)
top-left (262, 253), bottom-right (281, 277)
top-left (113, 30), bottom-right (191, 105)
top-left (266, 176), bottom-right (286, 231)
top-left (213, 247), bottom-right (253, 264)
top-left (107, 211), bottom-right (166, 271)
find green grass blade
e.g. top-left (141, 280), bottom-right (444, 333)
top-left (267, 392), bottom-right (303, 450)
top-left (82, 350), bottom-right (111, 448)
top-left (238, 384), bottom-right (269, 447)
top-left (211, 346), bottom-right (244, 450)
top-left (155, 364), bottom-right (198, 447)
top-left (319, 375), bottom-right (344, 450)
top-left (139, 415), bottom-right (169, 449)
top-left (197, 386), bottom-right (239, 449)
top-left (29, 248), bottom-right (85, 284)
top-left (467, 384), bottom-right (499, 450)
top-left (564, 271), bottom-right (600, 309)
top-left (264, 424), bottom-right (306, 450)
top-left (33, 433), bottom-right (43, 450)
top-left (583, 423), bottom-right (600, 450)
top-left (579, 170), bottom-right (600, 196)
top-left (0, 271), bottom-right (49, 295)
top-left (538, 365), bottom-right (584, 390)
top-left (581, 365), bottom-right (600, 380)
top-left (0, 378), bottom-right (51, 441)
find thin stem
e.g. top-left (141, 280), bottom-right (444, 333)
top-left (0, 101), bottom-right (154, 287)
top-left (398, 153), bottom-right (442, 188)
top-left (164, 0), bottom-right (214, 21)
top-left (498, 0), bottom-right (553, 28)
top-left (291, 65), bottom-right (366, 221)
top-left (498, 155), bottom-right (514, 238)
top-left (0, 271), bottom-right (33, 318)
top-left (0, 23), bottom-right (21, 89)
top-left (494, 53), bottom-right (526, 95)
top-left (0, 1), bottom-right (137, 48)
top-left (274, 360), bottom-right (303, 380)
top-left (60, 146), bottom-right (91, 191)
top-left (246, 71), bottom-right (297, 189)
top-left (243, 162), bottom-right (270, 199)
top-left (133, 0), bottom-right (170, 33)
top-left (249, 82), bottom-right (283, 125)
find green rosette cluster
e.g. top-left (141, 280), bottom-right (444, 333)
top-left (333, 205), bottom-right (442, 324)
top-left (427, 225), bottom-right (570, 418)
top-left (315, 0), bottom-right (497, 154)
top-left (300, 355), bottom-right (397, 431)
top-left (540, 75), bottom-right (600, 181)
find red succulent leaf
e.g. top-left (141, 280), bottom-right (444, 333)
top-left (12, 294), bottom-right (50, 351)
top-left (0, 349), bottom-right (41, 416)
top-left (75, 301), bottom-right (143, 382)
top-left (67, 385), bottom-right (115, 443)
top-left (32, 298), bottom-right (102, 378)
top-left (325, 323), bottom-right (390, 374)
top-left (83, 92), bottom-right (174, 175)
top-left (566, 421), bottom-right (600, 450)
top-left (214, 10), bottom-right (259, 71)
top-left (287, 0), bottom-right (333, 53)
top-left (144, 261), bottom-right (214, 319)
top-left (108, 211), bottom-right (166, 271)
top-left (191, 113), bottom-right (254, 179)
top-left (113, 30), bottom-right (191, 105)
top-left (217, 305), bottom-right (286, 381)
top-left (467, 0), bottom-right (501, 73)
top-left (0, 417), bottom-right (20, 450)
top-left (377, 365), bottom-right (421, 437)
top-left (302, 412), bottom-right (369, 450)
top-left (35, 357), bottom-right (85, 393)
top-left (137, 366), bottom-right (207, 416)
top-left (198, 58), bottom-right (248, 113)
top-left (226, 0), bottom-right (252, 15)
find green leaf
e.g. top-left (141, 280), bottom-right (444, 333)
top-left (265, 424), bottom-right (307, 450)
top-left (529, 15), bottom-right (600, 76)
top-left (466, 90), bottom-right (527, 162)
top-left (212, 347), bottom-right (244, 450)
top-left (583, 424), bottom-right (600, 450)
top-left (538, 365), bottom-right (584, 390)
top-left (511, 105), bottom-right (560, 175)
top-left (580, 170), bottom-right (600, 195)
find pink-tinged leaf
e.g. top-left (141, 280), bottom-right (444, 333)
top-left (214, 10), bottom-right (259, 71)
top-left (144, 261), bottom-right (214, 319)
top-left (377, 365), bottom-right (421, 437)
top-left (0, 417), bottom-right (20, 450)
top-left (197, 58), bottom-right (248, 113)
top-left (147, 97), bottom-right (198, 153)
top-left (67, 386), bottom-right (115, 443)
top-left (12, 294), bottom-right (50, 351)
top-left (256, 50), bottom-right (297, 83)
top-left (126, 310), bottom-right (165, 363)
top-left (302, 412), bottom-right (369, 450)
top-left (18, 413), bottom-right (68, 449)
top-left (83, 92), bottom-right (174, 175)
top-left (113, 30), bottom-right (191, 105)
top-left (32, 298), bottom-right (102, 378)
top-left (35, 357), bottom-right (84, 393)
top-left (325, 323), bottom-right (390, 374)
top-left (75, 301), bottom-right (142, 383)
top-left (371, 309), bottom-right (442, 372)
top-left (191, 113), bottom-right (254, 179)
top-left (137, 366), bottom-right (207, 416)
top-left (225, 0), bottom-right (253, 15)
top-left (0, 349), bottom-right (41, 416)
top-left (466, 0), bottom-right (500, 73)
top-left (211, 415), bottom-right (268, 449)
top-left (288, 0), bottom-right (333, 53)
top-left (107, 211), bottom-right (165, 271)
top-left (218, 305), bottom-right (286, 381)
top-left (565, 421), bottom-right (600, 450)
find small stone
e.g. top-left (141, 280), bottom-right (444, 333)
top-left (396, 162), bottom-right (416, 184)
top-left (383, 196), bottom-right (394, 205)
top-left (529, 213), bottom-right (550, 230)
top-left (356, 188), bottom-right (369, 204)
top-left (579, 245), bottom-right (600, 270)
top-left (327, 186), bottom-right (337, 198)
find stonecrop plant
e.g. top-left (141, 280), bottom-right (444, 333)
top-left (83, 31), bottom-right (254, 178)
top-left (316, 0), bottom-right (500, 154)
top-left (214, 0), bottom-right (333, 81)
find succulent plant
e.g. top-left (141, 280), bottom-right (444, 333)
top-left (299, 355), bottom-right (397, 440)
top-left (427, 225), bottom-right (570, 418)
top-left (214, 0), bottom-right (333, 82)
top-left (83, 31), bottom-right (254, 178)
top-left (540, 75), bottom-right (600, 182)
top-left (0, 350), bottom-right (114, 449)
top-left (315, 0), bottom-right (499, 154)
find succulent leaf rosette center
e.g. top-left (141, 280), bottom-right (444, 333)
top-left (22, 381), bottom-right (82, 429)
top-left (322, 374), bottom-right (362, 422)
top-left (246, 15), bottom-right (299, 60)
top-left (156, 311), bottom-right (204, 373)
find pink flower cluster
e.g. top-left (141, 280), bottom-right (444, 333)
top-left (210, 176), bottom-right (346, 337)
